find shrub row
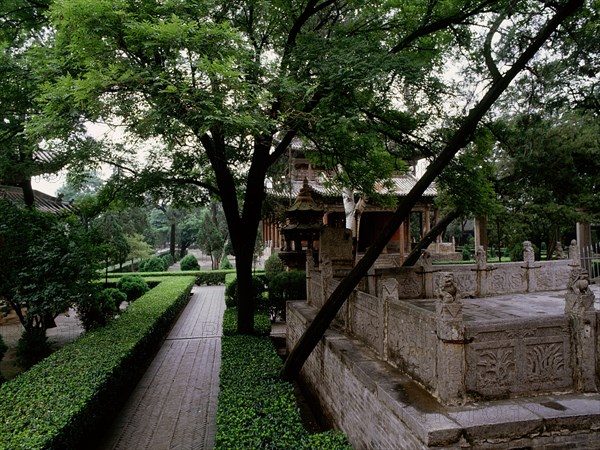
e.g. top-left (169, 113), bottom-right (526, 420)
top-left (105, 269), bottom-right (236, 285)
top-left (0, 276), bottom-right (196, 449)
top-left (216, 333), bottom-right (351, 449)
top-left (222, 308), bottom-right (271, 336)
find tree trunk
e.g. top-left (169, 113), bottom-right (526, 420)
top-left (20, 178), bottom-right (35, 208)
top-left (280, 0), bottom-right (582, 381)
top-left (475, 215), bottom-right (489, 251)
top-left (236, 246), bottom-right (255, 334)
top-left (170, 223), bottom-right (176, 258)
top-left (402, 210), bottom-right (461, 266)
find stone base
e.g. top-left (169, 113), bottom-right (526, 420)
top-left (287, 301), bottom-right (600, 449)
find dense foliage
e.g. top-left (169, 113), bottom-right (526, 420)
top-left (180, 254), bottom-right (200, 271)
top-left (267, 270), bottom-right (307, 321)
top-left (264, 254), bottom-right (285, 282)
top-left (138, 256), bottom-right (168, 272)
top-left (225, 275), bottom-right (266, 309)
top-left (116, 275), bottom-right (150, 302)
top-left (0, 199), bottom-right (99, 339)
top-left (0, 276), bottom-right (195, 449)
top-left (216, 333), bottom-right (350, 449)
top-left (222, 308), bottom-right (271, 337)
top-left (76, 288), bottom-right (127, 331)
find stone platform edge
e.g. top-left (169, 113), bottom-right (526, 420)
top-left (287, 300), bottom-right (600, 449)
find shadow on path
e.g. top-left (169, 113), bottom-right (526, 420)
top-left (92, 285), bottom-right (226, 450)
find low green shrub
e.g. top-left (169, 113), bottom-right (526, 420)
top-left (160, 253), bottom-right (176, 267)
top-left (0, 276), bottom-right (195, 449)
top-left (76, 288), bottom-right (125, 331)
top-left (15, 327), bottom-right (52, 370)
top-left (268, 270), bottom-right (306, 321)
top-left (222, 308), bottom-right (271, 336)
top-left (224, 275), bottom-right (266, 309)
top-left (180, 254), bottom-right (200, 271)
top-left (116, 275), bottom-right (150, 302)
top-left (220, 257), bottom-right (233, 269)
top-left (216, 333), bottom-right (350, 450)
top-left (462, 246), bottom-right (471, 261)
top-left (196, 270), bottom-right (234, 285)
top-left (138, 256), bottom-right (168, 272)
top-left (105, 270), bottom-right (235, 285)
top-left (264, 253), bottom-right (285, 281)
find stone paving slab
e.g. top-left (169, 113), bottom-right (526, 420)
top-left (405, 284), bottom-right (600, 323)
top-left (93, 285), bottom-right (225, 450)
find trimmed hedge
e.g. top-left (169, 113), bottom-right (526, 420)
top-left (0, 276), bottom-right (196, 449)
top-left (104, 269), bottom-right (236, 286)
top-left (216, 333), bottom-right (351, 450)
top-left (222, 308), bottom-right (271, 336)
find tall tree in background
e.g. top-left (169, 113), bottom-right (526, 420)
top-left (197, 202), bottom-right (229, 270)
top-left (0, 0), bottom-right (97, 204)
top-left (36, 0), bottom-right (588, 341)
top-left (41, 0), bottom-right (512, 334)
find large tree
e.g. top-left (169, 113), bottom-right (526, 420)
top-left (0, 0), bottom-right (96, 203)
top-left (281, 0), bottom-right (586, 378)
top-left (38, 0), bottom-right (586, 341)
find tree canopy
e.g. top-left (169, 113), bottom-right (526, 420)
top-left (20, 0), bottom-right (589, 345)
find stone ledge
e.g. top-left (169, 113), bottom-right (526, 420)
top-left (288, 301), bottom-right (600, 448)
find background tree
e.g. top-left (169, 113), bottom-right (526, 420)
top-left (0, 198), bottom-right (100, 367)
top-left (43, 0), bottom-right (515, 334)
top-left (0, 0), bottom-right (100, 204)
top-left (197, 203), bottom-right (229, 270)
top-left (489, 111), bottom-right (600, 259)
top-left (125, 233), bottom-right (154, 270)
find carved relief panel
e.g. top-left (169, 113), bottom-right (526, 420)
top-left (396, 272), bottom-right (423, 299)
top-left (349, 292), bottom-right (384, 356)
top-left (488, 267), bottom-right (527, 294)
top-left (466, 319), bottom-right (572, 398)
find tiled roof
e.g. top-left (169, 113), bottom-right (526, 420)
top-left (0, 186), bottom-right (77, 215)
top-left (273, 174), bottom-right (436, 200)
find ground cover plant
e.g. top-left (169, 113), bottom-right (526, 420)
top-left (0, 276), bottom-right (195, 449)
top-left (216, 309), bottom-right (350, 449)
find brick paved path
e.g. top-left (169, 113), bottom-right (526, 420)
top-left (95, 285), bottom-right (225, 450)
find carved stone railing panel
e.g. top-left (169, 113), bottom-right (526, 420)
top-left (535, 261), bottom-right (572, 291)
top-left (387, 299), bottom-right (437, 389)
top-left (465, 318), bottom-right (572, 398)
top-left (396, 271), bottom-right (423, 299)
top-left (350, 291), bottom-right (384, 356)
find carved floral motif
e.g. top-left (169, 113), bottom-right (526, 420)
top-left (527, 343), bottom-right (565, 383)
top-left (476, 348), bottom-right (515, 387)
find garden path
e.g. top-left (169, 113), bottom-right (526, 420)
top-left (93, 285), bottom-right (225, 450)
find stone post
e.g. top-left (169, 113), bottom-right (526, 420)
top-left (522, 240), bottom-right (539, 292)
top-left (576, 223), bottom-right (593, 276)
top-left (474, 245), bottom-right (489, 297)
top-left (417, 250), bottom-right (436, 298)
top-left (435, 272), bottom-right (466, 405)
top-left (380, 278), bottom-right (398, 363)
top-left (565, 267), bottom-right (598, 392)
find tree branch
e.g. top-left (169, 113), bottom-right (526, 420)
top-left (390, 0), bottom-right (499, 53)
top-left (281, 0), bottom-right (584, 381)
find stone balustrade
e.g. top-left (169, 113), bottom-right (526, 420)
top-left (304, 239), bottom-right (597, 405)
